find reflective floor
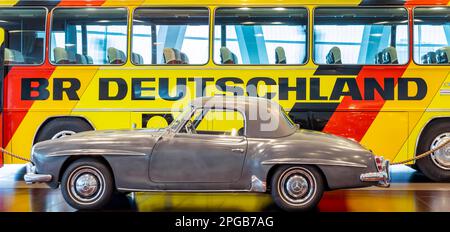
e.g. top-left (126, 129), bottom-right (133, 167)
top-left (1, 164), bottom-right (450, 212)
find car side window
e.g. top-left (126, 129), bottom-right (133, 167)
top-left (180, 108), bottom-right (245, 136)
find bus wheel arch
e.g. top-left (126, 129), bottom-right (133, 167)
top-left (416, 117), bottom-right (450, 182)
top-left (33, 116), bottom-right (95, 144)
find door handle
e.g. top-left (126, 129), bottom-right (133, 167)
top-left (232, 148), bottom-right (245, 153)
top-left (440, 89), bottom-right (450, 95)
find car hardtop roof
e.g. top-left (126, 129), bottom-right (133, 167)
top-left (190, 96), bottom-right (276, 110)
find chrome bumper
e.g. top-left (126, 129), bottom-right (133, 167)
top-left (360, 158), bottom-right (390, 188)
top-left (24, 162), bottom-right (52, 184)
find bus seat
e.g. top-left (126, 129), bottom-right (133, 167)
top-left (27, 38), bottom-right (43, 64)
top-left (132, 52), bottom-right (144, 65)
top-left (381, 47), bottom-right (398, 64)
top-left (220, 47), bottom-right (238, 64)
top-left (374, 52), bottom-right (383, 64)
top-left (275, 47), bottom-right (286, 64)
top-left (67, 50), bottom-right (77, 64)
top-left (326, 46), bottom-right (342, 64)
top-left (53, 47), bottom-right (70, 64)
top-left (436, 47), bottom-right (450, 64)
top-left (180, 52), bottom-right (189, 64)
top-left (107, 47), bottom-right (126, 64)
top-left (4, 48), bottom-right (25, 65)
top-left (421, 51), bottom-right (437, 64)
top-left (76, 54), bottom-right (93, 64)
top-left (163, 48), bottom-right (182, 64)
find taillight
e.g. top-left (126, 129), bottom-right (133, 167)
top-left (374, 156), bottom-right (383, 172)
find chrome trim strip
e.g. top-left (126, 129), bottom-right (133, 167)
top-left (261, 158), bottom-right (367, 168)
top-left (117, 188), bottom-right (253, 193)
top-left (47, 149), bottom-right (148, 157)
top-left (440, 89), bottom-right (450, 95)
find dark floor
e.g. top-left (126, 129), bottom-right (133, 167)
top-left (1, 164), bottom-right (450, 212)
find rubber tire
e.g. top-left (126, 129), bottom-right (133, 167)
top-left (35, 118), bottom-right (93, 143)
top-left (416, 121), bottom-right (450, 182)
top-left (271, 165), bottom-right (324, 212)
top-left (61, 158), bottom-right (114, 210)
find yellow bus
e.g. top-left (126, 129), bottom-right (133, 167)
top-left (0, 0), bottom-right (449, 181)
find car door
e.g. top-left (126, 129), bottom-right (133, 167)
top-left (149, 108), bottom-right (247, 184)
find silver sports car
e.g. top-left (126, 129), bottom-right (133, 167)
top-left (24, 96), bottom-right (389, 211)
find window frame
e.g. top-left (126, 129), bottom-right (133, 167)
top-left (49, 7), bottom-right (129, 66)
top-left (412, 6), bottom-right (450, 66)
top-left (312, 6), bottom-right (410, 66)
top-left (176, 107), bottom-right (247, 137)
top-left (212, 6), bottom-right (309, 66)
top-left (130, 6), bottom-right (211, 66)
top-left (0, 6), bottom-right (48, 67)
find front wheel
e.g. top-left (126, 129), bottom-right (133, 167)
top-left (61, 158), bottom-right (114, 210)
top-left (416, 121), bottom-right (450, 181)
top-left (271, 165), bottom-right (324, 211)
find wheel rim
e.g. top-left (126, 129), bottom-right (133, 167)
top-left (52, 130), bottom-right (76, 140)
top-left (278, 167), bottom-right (317, 206)
top-left (67, 166), bottom-right (105, 205)
top-left (430, 133), bottom-right (450, 170)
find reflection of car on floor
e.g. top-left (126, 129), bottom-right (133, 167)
top-left (24, 96), bottom-right (390, 211)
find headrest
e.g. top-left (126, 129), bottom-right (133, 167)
top-left (374, 52), bottom-right (383, 64)
top-left (220, 47), bottom-right (238, 64)
top-left (4, 48), bottom-right (25, 64)
top-left (76, 54), bottom-right (93, 64)
top-left (53, 47), bottom-right (69, 64)
top-left (67, 50), bottom-right (77, 64)
top-left (132, 52), bottom-right (144, 65)
top-left (163, 48), bottom-right (182, 64)
top-left (107, 47), bottom-right (126, 64)
top-left (436, 46), bottom-right (450, 64)
top-left (381, 47), bottom-right (398, 64)
top-left (326, 46), bottom-right (342, 64)
top-left (421, 51), bottom-right (437, 64)
top-left (275, 47), bottom-right (286, 64)
top-left (180, 52), bottom-right (189, 64)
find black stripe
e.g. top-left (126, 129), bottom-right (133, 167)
top-left (359, 0), bottom-right (406, 6)
top-left (15, 0), bottom-right (61, 9)
top-left (288, 102), bottom-right (339, 131)
top-left (313, 65), bottom-right (362, 76)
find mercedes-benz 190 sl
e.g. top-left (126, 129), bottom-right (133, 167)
top-left (24, 96), bottom-right (389, 211)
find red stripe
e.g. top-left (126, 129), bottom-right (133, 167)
top-left (405, 0), bottom-right (450, 6)
top-left (323, 66), bottom-right (408, 141)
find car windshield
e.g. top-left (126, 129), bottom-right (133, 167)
top-left (169, 105), bottom-right (194, 130)
top-left (281, 107), bottom-right (297, 129)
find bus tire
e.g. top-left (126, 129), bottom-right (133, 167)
top-left (35, 117), bottom-right (93, 143)
top-left (416, 121), bottom-right (450, 182)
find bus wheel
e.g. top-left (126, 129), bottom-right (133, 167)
top-left (35, 117), bottom-right (93, 143)
top-left (416, 121), bottom-right (450, 182)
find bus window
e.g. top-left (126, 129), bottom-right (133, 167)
top-left (50, 8), bottom-right (128, 65)
top-left (414, 7), bottom-right (450, 65)
top-left (0, 8), bottom-right (46, 65)
top-left (214, 7), bottom-right (308, 65)
top-left (132, 8), bottom-right (209, 65)
top-left (314, 7), bottom-right (409, 65)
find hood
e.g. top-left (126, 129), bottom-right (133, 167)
top-left (33, 128), bottom-right (166, 158)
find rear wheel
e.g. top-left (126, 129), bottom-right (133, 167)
top-left (271, 165), bottom-right (324, 211)
top-left (416, 121), bottom-right (450, 181)
top-left (61, 158), bottom-right (114, 210)
top-left (35, 118), bottom-right (93, 143)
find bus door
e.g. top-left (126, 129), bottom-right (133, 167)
top-left (0, 27), bottom-right (5, 167)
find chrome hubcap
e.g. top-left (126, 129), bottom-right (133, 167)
top-left (430, 133), bottom-right (450, 170)
top-left (286, 175), bottom-right (308, 198)
top-left (51, 130), bottom-right (76, 140)
top-left (68, 166), bottom-right (105, 205)
top-left (75, 173), bottom-right (99, 197)
top-left (279, 167), bottom-right (316, 206)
